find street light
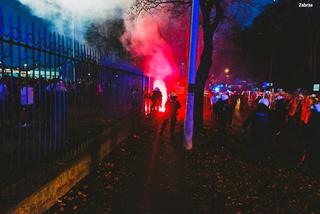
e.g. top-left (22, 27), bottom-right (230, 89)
top-left (224, 68), bottom-right (229, 74)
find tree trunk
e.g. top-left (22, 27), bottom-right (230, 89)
top-left (194, 32), bottom-right (214, 131)
top-left (193, 0), bottom-right (222, 132)
top-left (308, 10), bottom-right (320, 83)
top-left (314, 12), bottom-right (320, 82)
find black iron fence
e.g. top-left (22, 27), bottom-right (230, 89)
top-left (0, 8), bottom-right (149, 172)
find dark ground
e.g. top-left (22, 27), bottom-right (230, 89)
top-left (47, 111), bottom-right (320, 214)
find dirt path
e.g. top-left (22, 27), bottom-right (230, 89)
top-left (47, 115), bottom-right (320, 214)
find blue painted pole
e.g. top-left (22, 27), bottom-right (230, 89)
top-left (184, 0), bottom-right (200, 150)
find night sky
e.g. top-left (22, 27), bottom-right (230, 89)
top-left (230, 0), bottom-right (275, 28)
top-left (0, 0), bottom-right (275, 33)
top-left (0, 0), bottom-right (277, 81)
top-left (0, 0), bottom-right (52, 30)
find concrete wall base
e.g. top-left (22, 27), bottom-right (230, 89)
top-left (7, 115), bottom-right (137, 214)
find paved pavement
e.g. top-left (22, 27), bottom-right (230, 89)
top-left (47, 113), bottom-right (320, 214)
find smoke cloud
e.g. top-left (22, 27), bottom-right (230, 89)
top-left (18, 0), bottom-right (134, 40)
top-left (19, 0), bottom-right (190, 114)
top-left (121, 9), bottom-right (193, 113)
top-left (121, 13), bottom-right (177, 80)
top-left (19, 0), bottom-right (186, 87)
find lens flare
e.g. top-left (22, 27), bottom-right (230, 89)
top-left (153, 79), bottom-right (167, 112)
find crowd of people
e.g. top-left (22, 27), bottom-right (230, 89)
top-left (0, 76), bottom-right (96, 128)
top-left (211, 89), bottom-right (320, 171)
top-left (5, 74), bottom-right (318, 172)
top-left (145, 88), bottom-right (181, 140)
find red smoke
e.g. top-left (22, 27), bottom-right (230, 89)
top-left (121, 12), bottom-right (192, 117)
top-left (121, 13), bottom-right (180, 108)
top-left (121, 14), bottom-right (177, 78)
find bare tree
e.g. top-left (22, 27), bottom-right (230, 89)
top-left (85, 18), bottom-right (130, 60)
top-left (194, 0), bottom-right (223, 131)
top-left (131, 0), bottom-right (223, 132)
top-left (131, 0), bottom-right (265, 132)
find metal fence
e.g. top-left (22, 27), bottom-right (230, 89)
top-left (0, 8), bottom-right (149, 173)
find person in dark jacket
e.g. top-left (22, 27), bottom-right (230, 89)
top-left (215, 94), bottom-right (233, 146)
top-left (160, 92), bottom-right (181, 139)
top-left (243, 98), bottom-right (274, 162)
top-left (0, 78), bottom-right (9, 114)
top-left (129, 86), bottom-right (141, 113)
top-left (305, 102), bottom-right (320, 171)
top-left (274, 95), bottom-right (287, 135)
top-left (151, 87), bottom-right (163, 113)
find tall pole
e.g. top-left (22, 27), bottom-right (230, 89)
top-left (269, 54), bottom-right (273, 83)
top-left (72, 10), bottom-right (76, 82)
top-left (184, 0), bottom-right (200, 150)
top-left (269, 33), bottom-right (274, 83)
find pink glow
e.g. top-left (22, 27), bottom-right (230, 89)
top-left (121, 14), bottom-right (177, 79)
top-left (121, 12), bottom-right (193, 118)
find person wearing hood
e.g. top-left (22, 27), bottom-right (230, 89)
top-left (0, 78), bottom-right (9, 113)
top-left (160, 92), bottom-right (181, 140)
top-left (129, 86), bottom-right (141, 113)
top-left (274, 95), bottom-right (288, 135)
top-left (215, 94), bottom-right (233, 147)
top-left (243, 98), bottom-right (274, 162)
top-left (304, 102), bottom-right (320, 171)
top-left (0, 78), bottom-right (9, 124)
top-left (211, 93), bottom-right (221, 120)
top-left (151, 87), bottom-right (163, 113)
